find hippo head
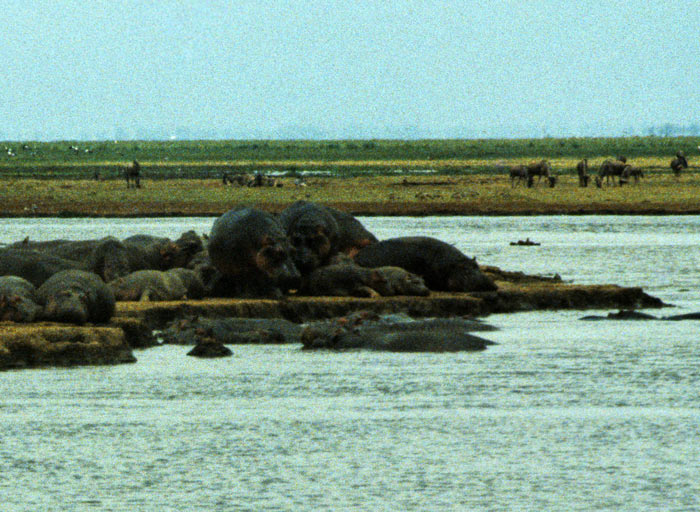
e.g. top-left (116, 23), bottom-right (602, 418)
top-left (287, 216), bottom-right (338, 274)
top-left (0, 294), bottom-right (42, 323)
top-left (446, 260), bottom-right (498, 293)
top-left (395, 271), bottom-right (430, 297)
top-left (158, 242), bottom-right (182, 270)
top-left (43, 289), bottom-right (89, 324)
top-left (255, 236), bottom-right (301, 291)
top-left (172, 231), bottom-right (204, 268)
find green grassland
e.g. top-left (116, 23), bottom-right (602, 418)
top-left (0, 136), bottom-right (697, 179)
top-left (0, 136), bottom-right (698, 216)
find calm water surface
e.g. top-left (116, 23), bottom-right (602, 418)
top-left (1, 216), bottom-right (699, 511)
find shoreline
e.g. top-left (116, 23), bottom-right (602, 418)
top-left (2, 208), bottom-right (700, 218)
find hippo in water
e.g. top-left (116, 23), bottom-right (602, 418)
top-left (37, 270), bottom-right (116, 324)
top-left (354, 236), bottom-right (497, 293)
top-left (208, 207), bottom-right (301, 297)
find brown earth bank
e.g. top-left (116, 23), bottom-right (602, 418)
top-left (2, 174), bottom-right (700, 217)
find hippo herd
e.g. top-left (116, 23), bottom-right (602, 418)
top-left (0, 201), bottom-right (497, 331)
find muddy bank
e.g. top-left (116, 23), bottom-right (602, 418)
top-left (114, 280), bottom-right (664, 330)
top-left (1, 269), bottom-right (665, 370)
top-left (0, 323), bottom-right (137, 370)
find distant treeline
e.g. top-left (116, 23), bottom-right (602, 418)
top-left (0, 136), bottom-right (696, 179)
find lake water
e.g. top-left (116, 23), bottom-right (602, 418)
top-left (1, 216), bottom-right (699, 511)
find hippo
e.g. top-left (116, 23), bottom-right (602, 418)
top-left (299, 263), bottom-right (430, 297)
top-left (0, 248), bottom-right (82, 287)
top-left (301, 311), bottom-right (497, 352)
top-left (278, 201), bottom-right (341, 274)
top-left (354, 236), bottom-right (497, 292)
top-left (123, 230), bottom-right (203, 270)
top-left (161, 317), bottom-right (302, 345)
top-left (108, 269), bottom-right (188, 301)
top-left (9, 237), bottom-right (133, 283)
top-left (0, 275), bottom-right (42, 322)
top-left (37, 270), bottom-right (116, 324)
top-left (299, 263), bottom-right (385, 297)
top-left (208, 207), bottom-right (301, 297)
top-left (187, 341), bottom-right (233, 358)
top-left (167, 268), bottom-right (205, 299)
top-left (373, 266), bottom-right (430, 296)
top-left (325, 206), bottom-right (378, 256)
top-left (279, 201), bottom-right (378, 273)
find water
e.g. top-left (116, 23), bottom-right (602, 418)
top-left (1, 216), bottom-right (699, 511)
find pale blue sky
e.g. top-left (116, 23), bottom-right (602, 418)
top-left (1, 1), bottom-right (698, 140)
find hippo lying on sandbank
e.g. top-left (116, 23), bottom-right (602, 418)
top-left (0, 248), bottom-right (82, 287)
top-left (37, 270), bottom-right (116, 324)
top-left (354, 236), bottom-right (497, 293)
top-left (0, 276), bottom-right (42, 322)
top-left (108, 269), bottom-right (204, 301)
top-left (299, 263), bottom-right (430, 297)
top-left (301, 311), bottom-right (497, 352)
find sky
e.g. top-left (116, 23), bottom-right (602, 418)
top-left (1, 0), bottom-right (698, 141)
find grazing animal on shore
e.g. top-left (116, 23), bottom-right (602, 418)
top-left (526, 160), bottom-right (551, 185)
top-left (599, 159), bottom-right (628, 185)
top-left (576, 159), bottom-right (589, 187)
top-left (124, 160), bottom-right (141, 189)
top-left (621, 165), bottom-right (644, 184)
top-left (509, 165), bottom-right (528, 186)
top-left (670, 151), bottom-right (688, 177)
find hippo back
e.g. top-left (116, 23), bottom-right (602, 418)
top-left (355, 236), bottom-right (496, 292)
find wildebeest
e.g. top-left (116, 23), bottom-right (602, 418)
top-left (598, 159), bottom-right (628, 185)
top-left (670, 151), bottom-right (688, 177)
top-left (125, 160), bottom-right (141, 188)
top-left (576, 159), bottom-right (589, 187)
top-left (620, 165), bottom-right (644, 184)
top-left (526, 160), bottom-right (551, 185)
top-left (509, 165), bottom-right (528, 186)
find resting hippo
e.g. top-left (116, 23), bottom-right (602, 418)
top-left (300, 264), bottom-right (385, 297)
top-left (37, 270), bottom-right (116, 324)
top-left (167, 268), bottom-right (205, 299)
top-left (354, 236), bottom-right (497, 292)
top-left (9, 237), bottom-right (134, 283)
top-left (301, 311), bottom-right (497, 351)
top-left (108, 269), bottom-right (188, 301)
top-left (0, 248), bottom-right (82, 287)
top-left (208, 207), bottom-right (301, 297)
top-left (300, 263), bottom-right (429, 297)
top-left (373, 266), bottom-right (430, 296)
top-left (0, 275), bottom-right (42, 322)
top-left (123, 230), bottom-right (203, 270)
